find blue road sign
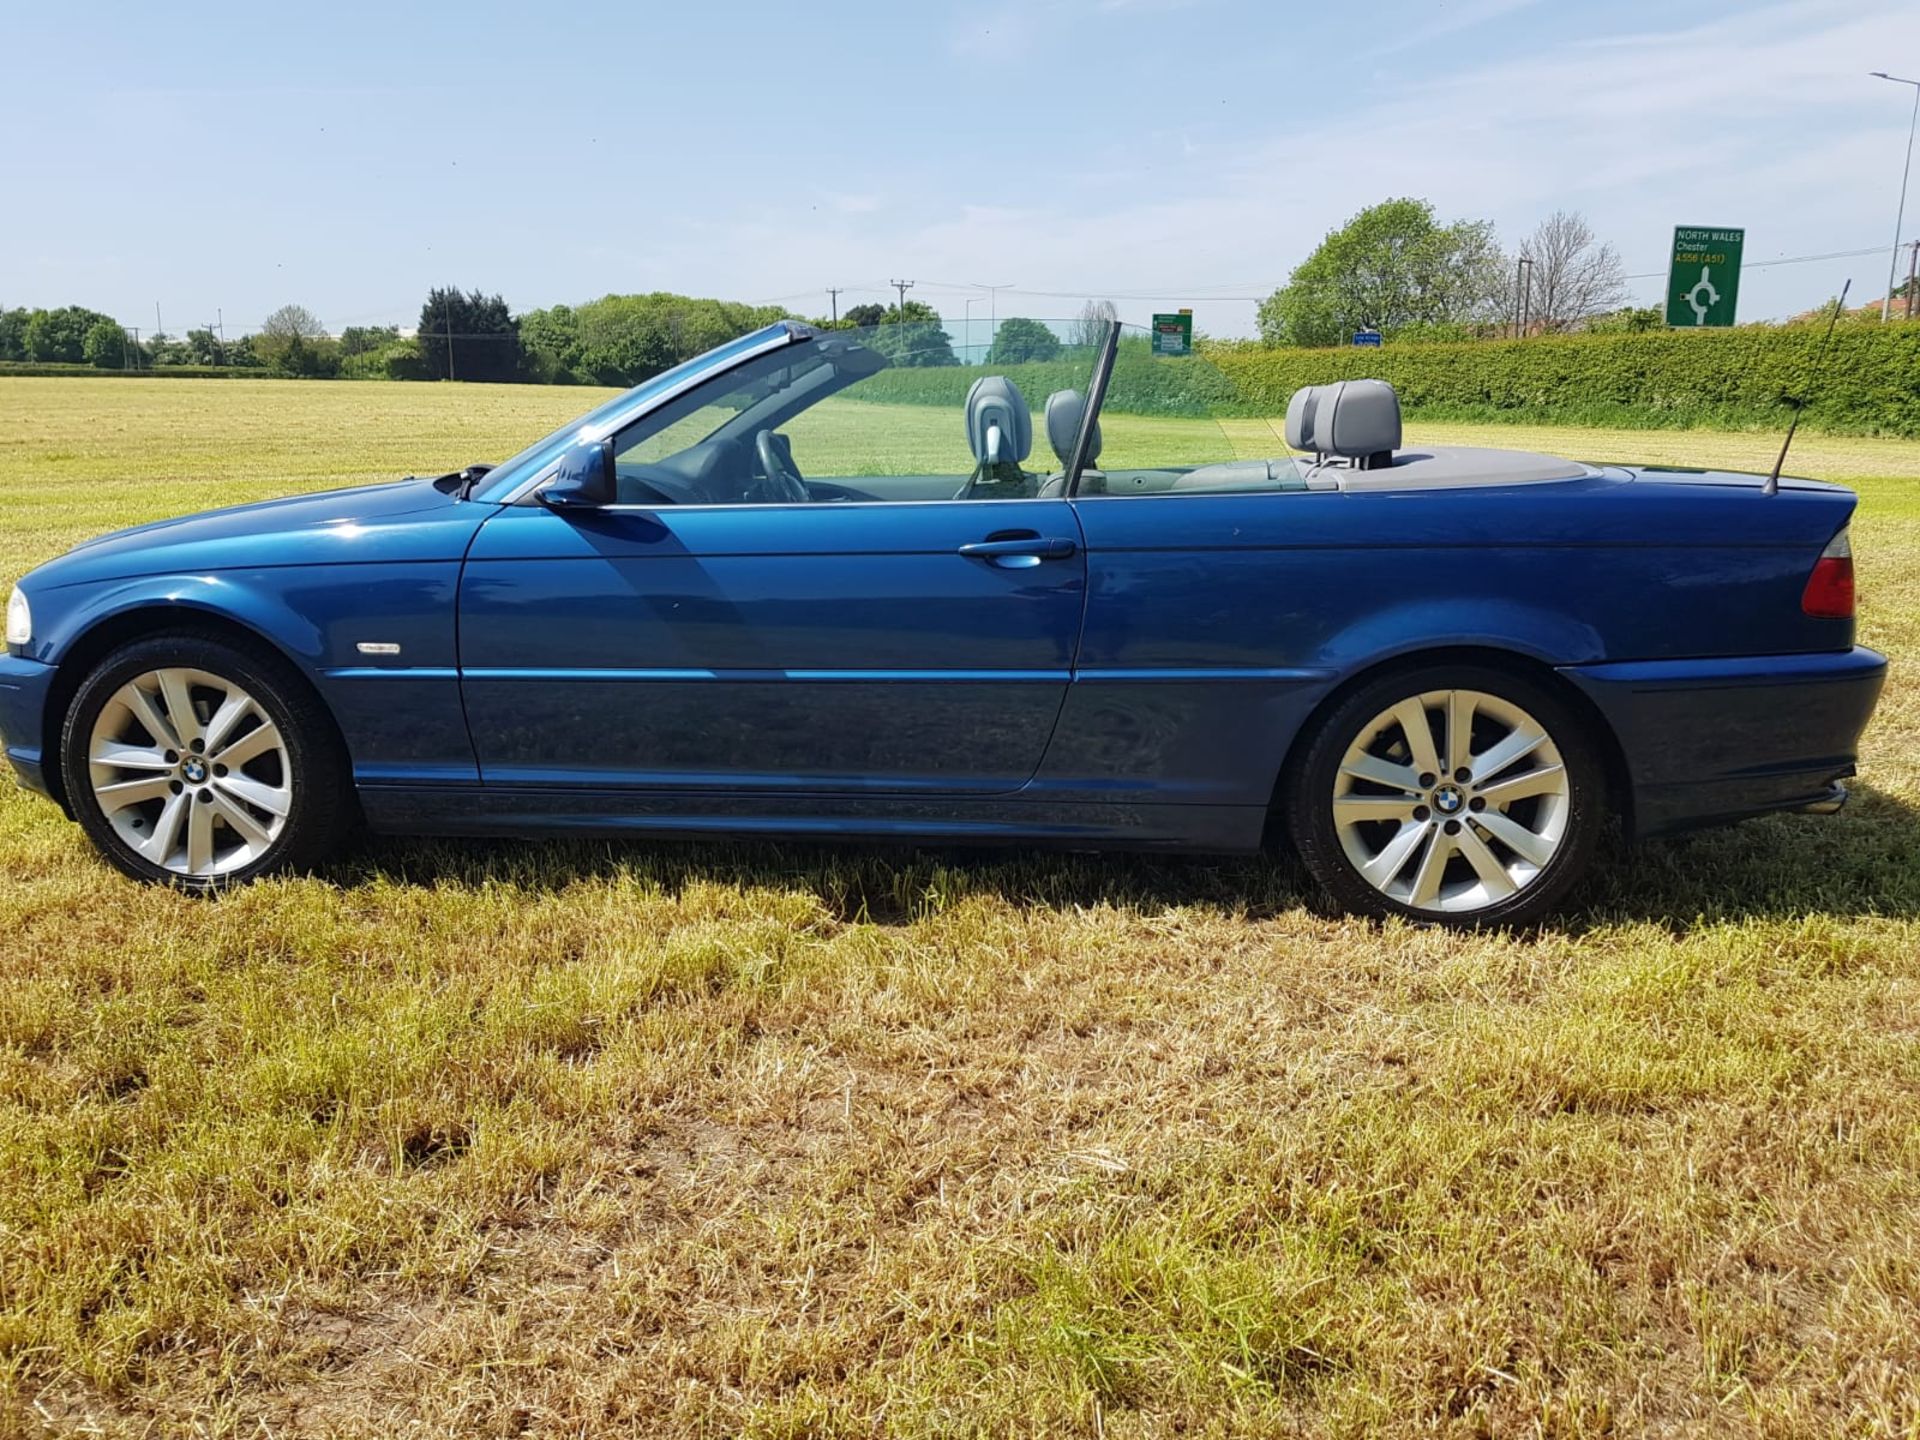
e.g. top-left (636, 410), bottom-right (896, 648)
top-left (1352, 329), bottom-right (1383, 347)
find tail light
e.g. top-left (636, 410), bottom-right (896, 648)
top-left (1801, 529), bottom-right (1855, 619)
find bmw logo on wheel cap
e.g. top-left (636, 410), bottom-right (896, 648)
top-left (1432, 783), bottom-right (1464, 815)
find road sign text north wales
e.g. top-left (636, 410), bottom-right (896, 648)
top-left (1665, 226), bottom-right (1745, 327)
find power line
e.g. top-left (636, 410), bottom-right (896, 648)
top-left (1617, 243), bottom-right (1891, 281)
top-left (922, 244), bottom-right (1907, 304)
top-left (119, 239), bottom-right (1905, 351)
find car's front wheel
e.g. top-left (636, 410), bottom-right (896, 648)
top-left (1287, 664), bottom-right (1603, 928)
top-left (60, 632), bottom-right (352, 889)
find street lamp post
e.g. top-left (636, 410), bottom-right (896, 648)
top-left (970, 282), bottom-right (1013, 351)
top-left (1871, 72), bottom-right (1920, 322)
top-left (964, 296), bottom-right (982, 362)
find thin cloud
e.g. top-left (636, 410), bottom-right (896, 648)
top-left (1368, 0), bottom-right (1541, 57)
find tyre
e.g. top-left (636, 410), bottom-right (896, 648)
top-left (1286, 663), bottom-right (1603, 928)
top-left (60, 632), bottom-right (353, 889)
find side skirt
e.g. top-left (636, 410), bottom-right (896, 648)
top-left (355, 785), bottom-right (1269, 853)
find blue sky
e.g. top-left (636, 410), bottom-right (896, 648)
top-left (4, 0), bottom-right (1918, 340)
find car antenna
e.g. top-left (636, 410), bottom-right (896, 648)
top-left (1765, 278), bottom-right (1850, 496)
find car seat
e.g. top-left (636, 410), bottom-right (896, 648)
top-left (1037, 389), bottom-right (1103, 496)
top-left (957, 376), bottom-right (1034, 498)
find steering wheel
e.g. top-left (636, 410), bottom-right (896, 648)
top-left (754, 430), bottom-right (810, 505)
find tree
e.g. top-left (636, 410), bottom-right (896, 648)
top-left (261, 304), bottom-right (326, 342)
top-left (986, 316), bottom-right (1061, 365)
top-left (1513, 211), bottom-right (1627, 333)
top-left (841, 302), bottom-right (886, 328)
top-left (866, 300), bottom-right (958, 367)
top-left (417, 287), bottom-right (520, 382)
top-left (340, 337), bottom-right (426, 381)
top-left (518, 293), bottom-right (794, 386)
top-left (183, 328), bottom-right (226, 365)
top-left (25, 306), bottom-right (117, 364)
top-left (253, 304), bottom-right (328, 372)
top-left (83, 319), bottom-right (128, 369)
top-left (0, 307), bottom-right (27, 361)
top-left (339, 324), bottom-right (399, 357)
top-left (517, 304), bottom-right (582, 383)
top-left (1257, 198), bottom-right (1507, 347)
top-left (1070, 299), bottom-right (1118, 349)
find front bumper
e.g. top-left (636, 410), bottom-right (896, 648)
top-left (1560, 646), bottom-right (1888, 838)
top-left (0, 651), bottom-right (57, 801)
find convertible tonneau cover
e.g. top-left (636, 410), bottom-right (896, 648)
top-left (1318, 444), bottom-right (1594, 491)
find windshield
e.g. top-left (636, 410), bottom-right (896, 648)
top-left (600, 319), bottom-right (1105, 506)
top-left (472, 324), bottom-right (797, 502)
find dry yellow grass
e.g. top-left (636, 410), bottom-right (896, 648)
top-left (1, 377), bottom-right (1917, 1438)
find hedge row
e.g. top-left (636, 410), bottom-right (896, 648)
top-left (1207, 325), bottom-right (1920, 436)
top-left (6, 325), bottom-right (1915, 435)
top-left (0, 361), bottom-right (249, 380)
top-left (855, 345), bottom-right (1240, 418)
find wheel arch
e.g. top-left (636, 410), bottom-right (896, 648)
top-left (41, 604), bottom-right (349, 815)
top-left (1271, 644), bottom-right (1634, 838)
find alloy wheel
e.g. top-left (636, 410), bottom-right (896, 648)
top-left (86, 667), bottom-right (293, 878)
top-left (1331, 688), bottom-right (1570, 914)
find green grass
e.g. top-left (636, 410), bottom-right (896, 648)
top-left (1, 377), bottom-right (1918, 1437)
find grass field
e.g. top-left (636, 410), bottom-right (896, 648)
top-left (2, 377), bottom-right (1918, 1438)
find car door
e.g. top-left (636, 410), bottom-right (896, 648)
top-left (1033, 334), bottom-right (1345, 817)
top-left (458, 333), bottom-right (1089, 795)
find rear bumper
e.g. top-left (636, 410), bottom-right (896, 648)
top-left (1560, 646), bottom-right (1887, 838)
top-left (0, 652), bottom-right (57, 801)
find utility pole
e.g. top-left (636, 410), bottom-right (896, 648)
top-left (1513, 255), bottom-right (1533, 338)
top-left (444, 291), bottom-right (456, 382)
top-left (827, 287), bottom-right (842, 324)
top-left (889, 278), bottom-right (914, 311)
top-left (128, 326), bottom-right (141, 372)
top-left (154, 302), bottom-right (163, 343)
top-left (216, 308), bottom-right (224, 343)
top-left (1906, 238), bottom-right (1919, 320)
top-left (970, 282), bottom-right (1013, 345)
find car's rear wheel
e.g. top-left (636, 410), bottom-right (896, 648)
top-left (60, 633), bottom-right (352, 889)
top-left (1287, 664), bottom-right (1603, 928)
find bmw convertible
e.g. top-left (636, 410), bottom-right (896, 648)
top-left (0, 320), bottom-right (1887, 925)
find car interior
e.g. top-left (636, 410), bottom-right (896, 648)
top-left (601, 330), bottom-right (1592, 509)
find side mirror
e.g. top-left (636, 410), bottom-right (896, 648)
top-left (541, 437), bottom-right (615, 509)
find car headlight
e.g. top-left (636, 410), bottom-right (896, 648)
top-left (5, 586), bottom-right (30, 647)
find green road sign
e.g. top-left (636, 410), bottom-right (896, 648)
top-left (1151, 311), bottom-right (1193, 356)
top-left (1665, 226), bottom-right (1745, 327)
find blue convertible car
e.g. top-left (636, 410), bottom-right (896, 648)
top-left (0, 320), bottom-right (1886, 925)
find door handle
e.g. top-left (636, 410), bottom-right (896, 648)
top-left (958, 535), bottom-right (1078, 568)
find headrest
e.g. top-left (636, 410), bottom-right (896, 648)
top-left (1044, 389), bottom-right (1100, 467)
top-left (965, 376), bottom-right (1032, 467)
top-left (1284, 385), bottom-right (1321, 451)
top-left (1284, 379), bottom-right (1401, 468)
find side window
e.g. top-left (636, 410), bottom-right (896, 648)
top-left (1077, 329), bottom-right (1309, 497)
top-left (609, 321), bottom-right (1103, 505)
top-left (620, 399), bottom-right (746, 466)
